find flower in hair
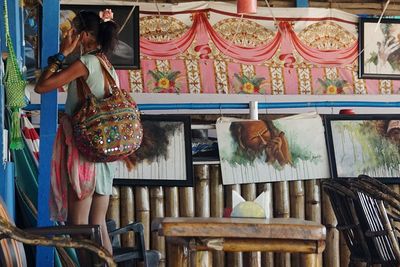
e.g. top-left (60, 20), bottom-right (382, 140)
top-left (99, 9), bottom-right (114, 22)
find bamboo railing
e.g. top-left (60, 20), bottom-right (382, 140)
top-left (105, 114), bottom-right (398, 267)
top-left (106, 166), bottom-right (350, 267)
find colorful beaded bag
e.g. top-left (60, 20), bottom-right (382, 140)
top-left (3, 0), bottom-right (27, 150)
top-left (71, 56), bottom-right (143, 162)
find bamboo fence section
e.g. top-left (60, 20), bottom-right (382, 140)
top-left (107, 167), bottom-right (400, 267)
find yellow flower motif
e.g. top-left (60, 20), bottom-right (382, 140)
top-left (158, 77), bottom-right (170, 89)
top-left (242, 82), bottom-right (254, 94)
top-left (326, 85), bottom-right (337, 94)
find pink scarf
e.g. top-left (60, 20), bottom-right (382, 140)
top-left (49, 116), bottom-right (96, 222)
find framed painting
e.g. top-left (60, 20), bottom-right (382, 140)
top-left (59, 4), bottom-right (140, 69)
top-left (359, 17), bottom-right (400, 79)
top-left (24, 1), bottom-right (41, 80)
top-left (114, 115), bottom-right (194, 186)
top-left (216, 113), bottom-right (331, 185)
top-left (325, 114), bottom-right (400, 183)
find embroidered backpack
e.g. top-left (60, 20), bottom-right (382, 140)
top-left (71, 56), bottom-right (143, 162)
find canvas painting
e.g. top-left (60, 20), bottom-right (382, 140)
top-left (359, 17), bottom-right (400, 79)
top-left (59, 4), bottom-right (140, 69)
top-left (114, 115), bottom-right (193, 186)
top-left (216, 113), bottom-right (330, 185)
top-left (325, 115), bottom-right (400, 182)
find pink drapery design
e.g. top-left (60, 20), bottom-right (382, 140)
top-left (283, 22), bottom-right (358, 66)
top-left (140, 13), bottom-right (199, 57)
top-left (201, 13), bottom-right (282, 64)
top-left (140, 12), bottom-right (358, 66)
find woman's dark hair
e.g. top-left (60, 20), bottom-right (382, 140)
top-left (73, 10), bottom-right (120, 54)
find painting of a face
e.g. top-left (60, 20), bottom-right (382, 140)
top-left (216, 115), bottom-right (330, 185)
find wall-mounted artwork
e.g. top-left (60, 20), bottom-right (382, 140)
top-left (114, 115), bottom-right (193, 186)
top-left (359, 17), bottom-right (400, 79)
top-left (59, 4), bottom-right (140, 69)
top-left (216, 113), bottom-right (330, 184)
top-left (23, 1), bottom-right (40, 80)
top-left (325, 114), bottom-right (400, 183)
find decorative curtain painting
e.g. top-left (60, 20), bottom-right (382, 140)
top-left (112, 2), bottom-right (398, 95)
top-left (216, 113), bottom-right (330, 184)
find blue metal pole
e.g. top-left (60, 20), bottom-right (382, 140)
top-left (3, 162), bottom-right (14, 219)
top-left (296, 0), bottom-right (309, 8)
top-left (36, 1), bottom-right (59, 266)
top-left (0, 1), bottom-right (4, 52)
top-left (0, 0), bottom-right (22, 220)
top-left (24, 101), bottom-right (400, 111)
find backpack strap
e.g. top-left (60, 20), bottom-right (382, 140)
top-left (76, 61), bottom-right (111, 103)
top-left (96, 55), bottom-right (118, 90)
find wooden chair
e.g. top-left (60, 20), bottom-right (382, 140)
top-left (107, 219), bottom-right (161, 267)
top-left (0, 197), bottom-right (116, 267)
top-left (349, 175), bottom-right (400, 267)
top-left (322, 179), bottom-right (379, 266)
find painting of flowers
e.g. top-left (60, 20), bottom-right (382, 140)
top-left (325, 115), bottom-right (400, 182)
top-left (147, 69), bottom-right (182, 93)
top-left (233, 73), bottom-right (266, 94)
top-left (315, 77), bottom-right (351, 95)
top-left (216, 113), bottom-right (330, 184)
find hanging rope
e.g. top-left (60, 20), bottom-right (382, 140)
top-left (3, 0), bottom-right (27, 150)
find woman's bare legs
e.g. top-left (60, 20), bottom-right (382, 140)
top-left (67, 188), bottom-right (94, 265)
top-left (90, 193), bottom-right (112, 255)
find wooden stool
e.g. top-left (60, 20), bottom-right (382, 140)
top-left (152, 217), bottom-right (326, 267)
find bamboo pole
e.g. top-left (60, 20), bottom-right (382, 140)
top-left (289, 181), bottom-right (305, 267)
top-left (274, 181), bottom-right (291, 267)
top-left (322, 189), bottom-right (339, 267)
top-left (210, 165), bottom-right (225, 267)
top-left (305, 180), bottom-right (322, 266)
top-left (107, 186), bottom-right (120, 228)
top-left (210, 165), bottom-right (224, 218)
top-left (120, 186), bottom-right (135, 247)
top-left (195, 165), bottom-right (210, 217)
top-left (193, 165), bottom-right (212, 266)
top-left (176, 185), bottom-right (194, 267)
top-left (257, 183), bottom-right (274, 267)
top-left (165, 187), bottom-right (179, 217)
top-left (135, 186), bottom-right (150, 250)
top-left (150, 186), bottom-right (166, 267)
top-left (179, 187), bottom-right (194, 217)
top-left (242, 183), bottom-right (261, 267)
top-left (165, 187), bottom-right (179, 267)
top-left (225, 184), bottom-right (242, 267)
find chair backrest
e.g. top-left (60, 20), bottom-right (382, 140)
top-left (322, 179), bottom-right (374, 263)
top-left (107, 219), bottom-right (148, 265)
top-left (0, 198), bottom-right (27, 267)
top-left (0, 196), bottom-right (116, 267)
top-left (350, 175), bottom-right (400, 265)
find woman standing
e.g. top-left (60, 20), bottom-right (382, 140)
top-left (35, 9), bottom-right (120, 261)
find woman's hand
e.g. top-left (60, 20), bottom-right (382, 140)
top-left (60, 29), bottom-right (80, 57)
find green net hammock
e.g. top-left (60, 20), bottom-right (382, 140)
top-left (3, 0), bottom-right (27, 150)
